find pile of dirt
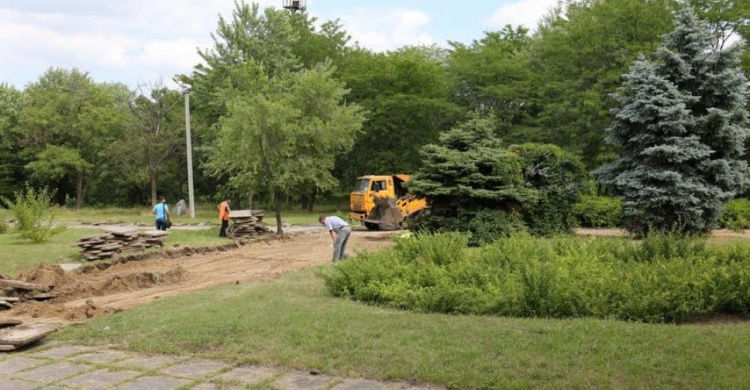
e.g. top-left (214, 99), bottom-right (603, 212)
top-left (54, 267), bottom-right (189, 300)
top-left (11, 300), bottom-right (119, 322)
top-left (16, 264), bottom-right (75, 290)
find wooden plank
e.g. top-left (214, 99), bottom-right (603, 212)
top-left (140, 231), bottom-right (168, 237)
top-left (0, 344), bottom-right (16, 351)
top-left (0, 319), bottom-right (22, 327)
top-left (31, 293), bottom-right (57, 301)
top-left (0, 324), bottom-right (57, 346)
top-left (0, 297), bottom-right (20, 302)
top-left (0, 280), bottom-right (50, 292)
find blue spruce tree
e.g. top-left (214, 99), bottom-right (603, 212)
top-left (597, 8), bottom-right (749, 235)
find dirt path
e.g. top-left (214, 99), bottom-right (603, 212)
top-left (5, 228), bottom-right (397, 325)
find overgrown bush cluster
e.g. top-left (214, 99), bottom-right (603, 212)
top-left (0, 185), bottom-right (65, 243)
top-left (319, 233), bottom-right (750, 323)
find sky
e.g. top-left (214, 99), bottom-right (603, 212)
top-left (0, 0), bottom-right (559, 89)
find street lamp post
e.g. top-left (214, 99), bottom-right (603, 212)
top-left (183, 88), bottom-right (196, 219)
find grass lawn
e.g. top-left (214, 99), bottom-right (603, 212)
top-left (0, 227), bottom-right (228, 276)
top-left (56, 268), bottom-right (750, 390)
top-left (0, 228), bottom-right (101, 277)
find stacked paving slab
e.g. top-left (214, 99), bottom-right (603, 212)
top-left (77, 228), bottom-right (168, 260)
top-left (228, 210), bottom-right (269, 238)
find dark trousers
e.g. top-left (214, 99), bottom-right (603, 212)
top-left (156, 219), bottom-right (167, 231)
top-left (220, 220), bottom-right (229, 237)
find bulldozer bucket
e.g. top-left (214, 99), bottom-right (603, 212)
top-left (365, 196), bottom-right (404, 230)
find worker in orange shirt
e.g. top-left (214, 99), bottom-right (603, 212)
top-left (218, 197), bottom-right (232, 237)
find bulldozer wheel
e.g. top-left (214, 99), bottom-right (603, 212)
top-left (364, 222), bottom-right (380, 231)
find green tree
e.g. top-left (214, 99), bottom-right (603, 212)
top-left (336, 46), bottom-right (466, 185)
top-left (0, 83), bottom-right (26, 200)
top-left (123, 83), bottom-right (184, 205)
top-left (447, 26), bottom-right (540, 143)
top-left (531, 0), bottom-right (675, 167)
top-left (688, 0), bottom-right (749, 50)
top-left (182, 1), bottom-right (351, 205)
top-left (409, 117), bottom-right (589, 241)
top-left (596, 8), bottom-right (749, 235)
top-left (208, 61), bottom-right (364, 233)
top-left (20, 68), bottom-right (126, 208)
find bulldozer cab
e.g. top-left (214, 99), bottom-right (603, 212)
top-left (392, 175), bottom-right (408, 198)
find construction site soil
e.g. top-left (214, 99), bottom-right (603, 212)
top-left (2, 228), bottom-right (397, 325)
top-left (2, 227), bottom-right (747, 327)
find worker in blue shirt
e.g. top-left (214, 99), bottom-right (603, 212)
top-left (319, 215), bottom-right (351, 262)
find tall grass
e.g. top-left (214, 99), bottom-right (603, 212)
top-left (320, 233), bottom-right (750, 323)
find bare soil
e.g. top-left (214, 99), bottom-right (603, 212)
top-left (2, 228), bottom-right (397, 325)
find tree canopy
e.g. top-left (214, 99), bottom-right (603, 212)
top-left (596, 7), bottom-right (749, 235)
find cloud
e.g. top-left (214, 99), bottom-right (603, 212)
top-left (333, 8), bottom-right (434, 52)
top-left (0, 1), bottom-right (437, 87)
top-left (0, 1), bottom-right (276, 87)
top-left (487, 0), bottom-right (559, 31)
top-left (0, 10), bottom-right (136, 69)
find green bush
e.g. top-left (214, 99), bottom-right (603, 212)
top-left (0, 185), bottom-right (66, 243)
top-left (510, 144), bottom-right (590, 236)
top-left (410, 209), bottom-right (527, 246)
top-left (467, 209), bottom-right (527, 246)
top-left (319, 233), bottom-right (750, 323)
top-left (719, 198), bottom-right (750, 230)
top-left (573, 195), bottom-right (623, 228)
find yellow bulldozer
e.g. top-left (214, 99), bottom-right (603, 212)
top-left (348, 174), bottom-right (428, 230)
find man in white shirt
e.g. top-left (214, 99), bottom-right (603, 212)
top-left (319, 215), bottom-right (351, 262)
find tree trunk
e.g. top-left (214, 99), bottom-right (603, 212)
top-left (75, 170), bottom-right (84, 209)
top-left (307, 189), bottom-right (316, 212)
top-left (247, 191), bottom-right (253, 211)
top-left (274, 191), bottom-right (283, 235)
top-left (150, 171), bottom-right (158, 206)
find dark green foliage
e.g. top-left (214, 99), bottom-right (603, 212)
top-left (335, 47), bottom-right (467, 186)
top-left (573, 195), bottom-right (623, 228)
top-left (410, 209), bottom-right (527, 247)
top-left (719, 198), bottom-right (750, 230)
top-left (408, 117), bottom-right (530, 210)
top-left (530, 0), bottom-right (675, 168)
top-left (511, 143), bottom-right (589, 235)
top-left (597, 8), bottom-right (749, 236)
top-left (409, 118), bottom-right (588, 240)
top-left (319, 233), bottom-right (750, 323)
top-left (466, 209), bottom-right (527, 246)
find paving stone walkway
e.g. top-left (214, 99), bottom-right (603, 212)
top-left (0, 343), bottom-right (438, 390)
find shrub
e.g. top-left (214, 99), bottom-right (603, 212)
top-left (719, 198), bottom-right (750, 231)
top-left (573, 195), bottom-right (623, 228)
top-left (467, 209), bottom-right (526, 246)
top-left (510, 143), bottom-right (589, 236)
top-left (0, 185), bottom-right (66, 243)
top-left (319, 233), bottom-right (750, 323)
top-left (410, 209), bottom-right (527, 246)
